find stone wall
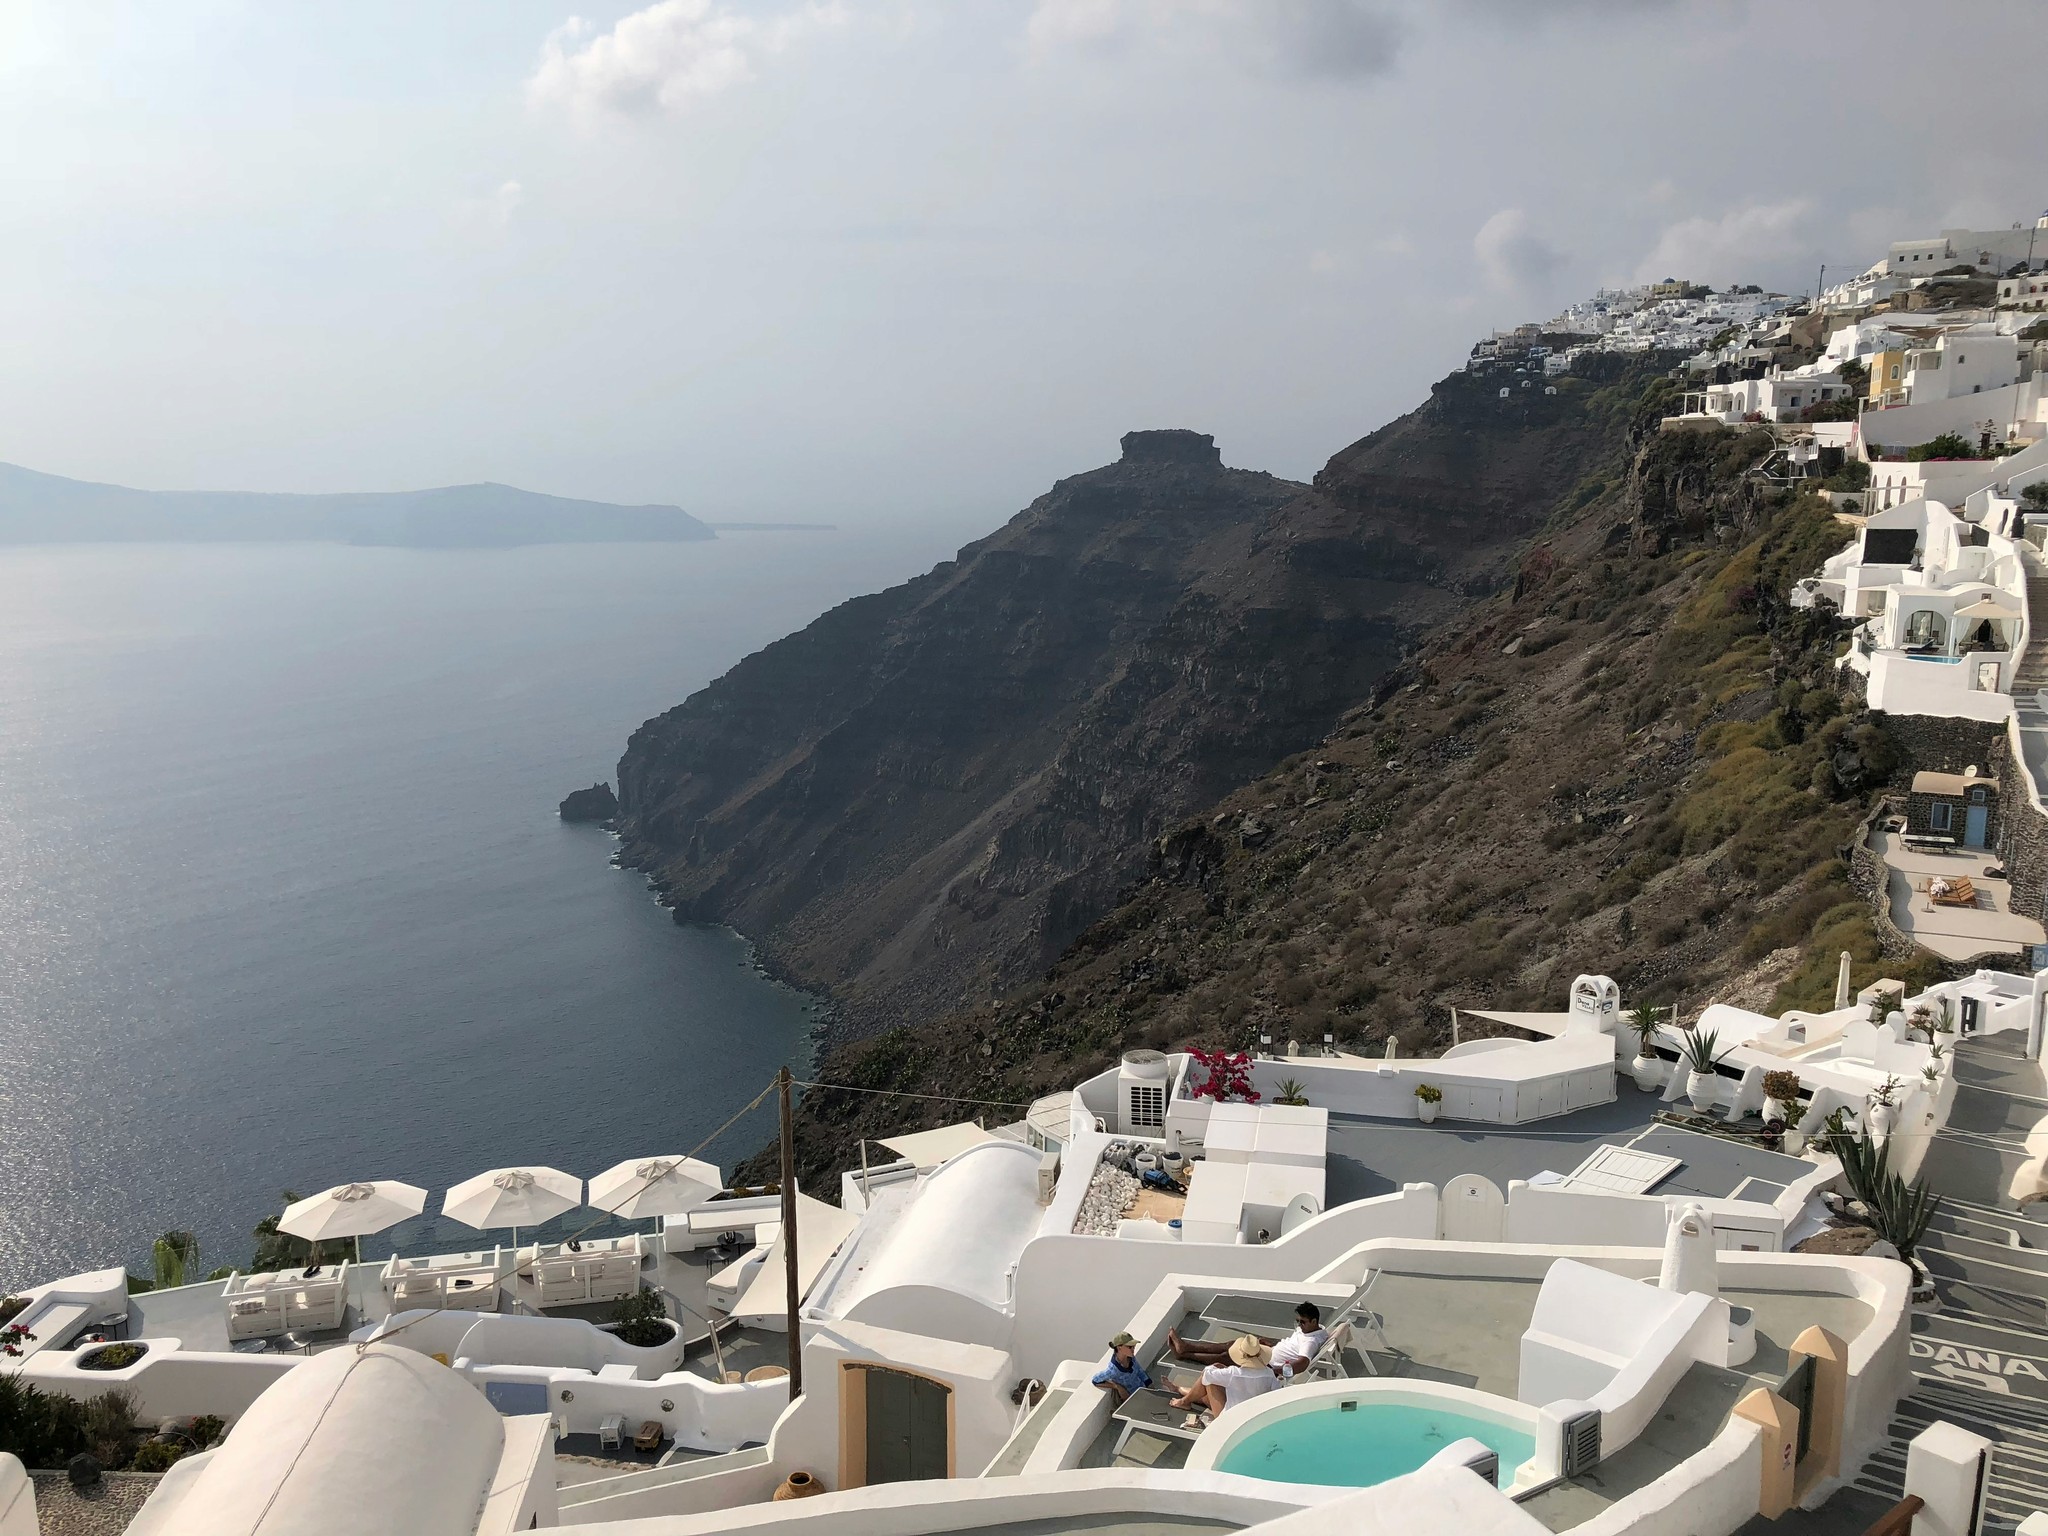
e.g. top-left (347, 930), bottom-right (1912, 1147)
top-left (1845, 795), bottom-right (1921, 960)
top-left (1986, 730), bottom-right (2048, 926)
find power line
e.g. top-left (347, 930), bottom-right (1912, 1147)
top-left (793, 1079), bottom-right (1034, 1112)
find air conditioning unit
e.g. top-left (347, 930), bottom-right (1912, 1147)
top-left (1117, 1049), bottom-right (1170, 1135)
top-left (1036, 1151), bottom-right (1060, 1204)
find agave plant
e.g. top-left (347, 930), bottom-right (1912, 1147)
top-left (1834, 1132), bottom-right (1940, 1260)
top-left (1273, 1078), bottom-right (1310, 1107)
top-left (1679, 1028), bottom-right (1729, 1075)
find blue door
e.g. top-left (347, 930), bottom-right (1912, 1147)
top-left (1966, 804), bottom-right (1989, 847)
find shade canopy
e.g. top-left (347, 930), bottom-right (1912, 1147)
top-left (586, 1155), bottom-right (721, 1220)
top-left (877, 1122), bottom-right (997, 1169)
top-left (278, 1181), bottom-right (428, 1243)
top-left (441, 1167), bottom-right (582, 1233)
top-left (1955, 596), bottom-right (2020, 620)
top-left (731, 1194), bottom-right (862, 1328)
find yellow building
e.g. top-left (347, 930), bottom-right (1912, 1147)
top-left (1867, 348), bottom-right (1907, 404)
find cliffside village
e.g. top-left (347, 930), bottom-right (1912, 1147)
top-left (15, 220), bottom-right (2048, 1536)
top-left (1467, 216), bottom-right (2048, 979)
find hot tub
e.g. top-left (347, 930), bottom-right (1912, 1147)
top-left (1185, 1380), bottom-right (1552, 1491)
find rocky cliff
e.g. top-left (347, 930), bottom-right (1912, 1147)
top-left (612, 368), bottom-right (1671, 1040)
top-left (757, 377), bottom-right (1968, 1184)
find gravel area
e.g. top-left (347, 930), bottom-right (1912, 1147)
top-left (1073, 1162), bottom-right (1141, 1236)
top-left (29, 1472), bottom-right (158, 1536)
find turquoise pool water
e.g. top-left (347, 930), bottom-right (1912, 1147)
top-left (1215, 1401), bottom-right (1536, 1489)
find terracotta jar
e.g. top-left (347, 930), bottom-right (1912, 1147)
top-left (774, 1471), bottom-right (825, 1501)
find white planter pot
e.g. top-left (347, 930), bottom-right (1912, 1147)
top-left (1686, 1071), bottom-right (1716, 1111)
top-left (1630, 1054), bottom-right (1662, 1093)
top-left (1416, 1100), bottom-right (1440, 1124)
top-left (1867, 1101), bottom-right (1897, 1138)
top-left (1762, 1097), bottom-right (1789, 1126)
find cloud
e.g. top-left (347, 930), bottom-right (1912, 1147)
top-left (528, 0), bottom-right (842, 119)
top-left (1473, 207), bottom-right (1566, 292)
top-left (1025, 0), bottom-right (1403, 81)
top-left (451, 180), bottom-right (526, 239)
top-left (1632, 200), bottom-right (1809, 286)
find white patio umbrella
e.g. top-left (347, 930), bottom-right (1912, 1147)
top-left (586, 1155), bottom-right (721, 1221)
top-left (278, 1180), bottom-right (428, 1264)
top-left (441, 1166), bottom-right (583, 1248)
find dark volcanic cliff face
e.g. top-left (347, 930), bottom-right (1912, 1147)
top-left (614, 379), bottom-right (1663, 1039)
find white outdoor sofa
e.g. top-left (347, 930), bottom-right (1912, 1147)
top-left (380, 1250), bottom-right (505, 1312)
top-left (533, 1250), bottom-right (642, 1309)
top-left (223, 1263), bottom-right (352, 1341)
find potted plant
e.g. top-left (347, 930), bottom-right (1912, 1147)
top-left (78, 1342), bottom-right (147, 1371)
top-left (1414, 1083), bottom-right (1443, 1124)
top-left (1273, 1079), bottom-right (1310, 1108)
top-left (1867, 1076), bottom-right (1904, 1138)
top-left (1761, 1070), bottom-right (1802, 1127)
top-left (605, 1289), bottom-right (678, 1351)
top-left (1624, 1003), bottom-right (1666, 1092)
top-left (1680, 1029), bottom-right (1729, 1111)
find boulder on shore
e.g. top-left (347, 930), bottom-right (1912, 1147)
top-left (559, 782), bottom-right (619, 823)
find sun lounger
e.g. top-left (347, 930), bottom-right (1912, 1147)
top-left (1198, 1294), bottom-right (1305, 1334)
top-left (1929, 877), bottom-right (1978, 908)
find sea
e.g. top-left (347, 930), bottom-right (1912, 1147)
top-left (0, 530), bottom-right (957, 1291)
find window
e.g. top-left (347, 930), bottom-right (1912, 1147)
top-left (1930, 802), bottom-right (1954, 832)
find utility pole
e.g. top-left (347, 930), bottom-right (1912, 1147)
top-left (778, 1065), bottom-right (803, 1397)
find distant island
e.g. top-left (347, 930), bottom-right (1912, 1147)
top-left (0, 462), bottom-right (715, 548)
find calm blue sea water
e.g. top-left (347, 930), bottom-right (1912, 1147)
top-left (0, 532), bottom-right (954, 1290)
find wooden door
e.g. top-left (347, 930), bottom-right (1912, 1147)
top-left (861, 1367), bottom-right (950, 1484)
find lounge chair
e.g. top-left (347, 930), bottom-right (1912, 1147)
top-left (1929, 877), bottom-right (1978, 908)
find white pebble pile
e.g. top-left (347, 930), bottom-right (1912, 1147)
top-left (1072, 1161), bottom-right (1141, 1236)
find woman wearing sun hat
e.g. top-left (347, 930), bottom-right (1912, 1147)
top-left (1167, 1334), bottom-right (1281, 1427)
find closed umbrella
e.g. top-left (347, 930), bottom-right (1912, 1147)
top-left (587, 1155), bottom-right (721, 1221)
top-left (441, 1166), bottom-right (582, 1249)
top-left (279, 1181), bottom-right (428, 1264)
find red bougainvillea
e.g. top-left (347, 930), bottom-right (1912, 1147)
top-left (1187, 1047), bottom-right (1260, 1103)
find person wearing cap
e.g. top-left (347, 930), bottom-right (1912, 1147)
top-left (1168, 1301), bottom-right (1327, 1378)
top-left (1168, 1335), bottom-right (1282, 1427)
top-left (1091, 1332), bottom-right (1151, 1405)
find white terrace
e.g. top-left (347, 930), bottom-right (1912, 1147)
top-left (1, 971), bottom-right (2036, 1536)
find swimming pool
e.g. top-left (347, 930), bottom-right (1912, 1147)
top-left (1212, 1398), bottom-right (1537, 1489)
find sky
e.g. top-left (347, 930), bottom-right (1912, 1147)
top-left (1, 0), bottom-right (2043, 530)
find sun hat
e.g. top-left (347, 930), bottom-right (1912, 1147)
top-left (1228, 1335), bottom-right (1273, 1368)
top-left (1108, 1332), bottom-right (1137, 1349)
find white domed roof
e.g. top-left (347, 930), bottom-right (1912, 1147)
top-left (138, 1344), bottom-right (503, 1536)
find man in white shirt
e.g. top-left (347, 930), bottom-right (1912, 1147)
top-left (1168, 1301), bottom-right (1329, 1379)
top-left (1168, 1335), bottom-right (1281, 1426)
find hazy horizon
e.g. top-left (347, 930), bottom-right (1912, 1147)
top-left (3, 0), bottom-right (2041, 535)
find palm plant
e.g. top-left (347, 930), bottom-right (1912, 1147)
top-left (1625, 1003), bottom-right (1665, 1056)
top-left (250, 1191), bottom-right (319, 1272)
top-left (152, 1231), bottom-right (199, 1291)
